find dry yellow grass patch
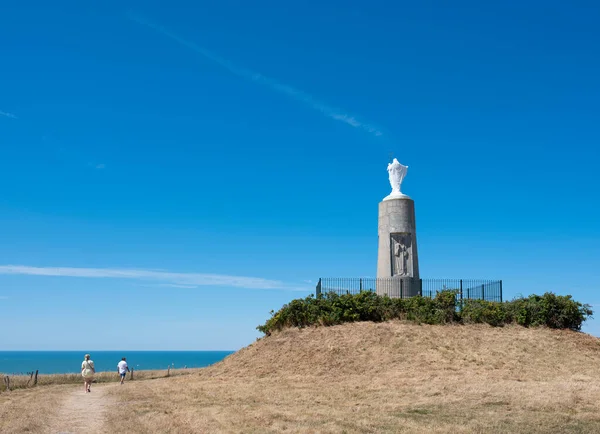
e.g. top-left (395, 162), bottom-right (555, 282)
top-left (0, 369), bottom-right (199, 433)
top-left (102, 322), bottom-right (600, 433)
top-left (0, 384), bottom-right (74, 433)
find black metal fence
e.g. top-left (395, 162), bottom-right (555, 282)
top-left (315, 278), bottom-right (502, 302)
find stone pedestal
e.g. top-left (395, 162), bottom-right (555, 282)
top-left (376, 197), bottom-right (420, 297)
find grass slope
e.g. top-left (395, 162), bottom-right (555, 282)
top-left (105, 322), bottom-right (600, 433)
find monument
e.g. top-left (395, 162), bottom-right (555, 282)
top-left (376, 158), bottom-right (420, 297)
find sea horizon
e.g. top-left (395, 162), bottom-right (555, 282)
top-left (0, 350), bottom-right (235, 375)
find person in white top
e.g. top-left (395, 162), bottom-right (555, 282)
top-left (117, 357), bottom-right (129, 385)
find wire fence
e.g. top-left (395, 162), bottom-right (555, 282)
top-left (315, 278), bottom-right (502, 302)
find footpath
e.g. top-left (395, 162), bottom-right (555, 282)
top-left (49, 384), bottom-right (115, 434)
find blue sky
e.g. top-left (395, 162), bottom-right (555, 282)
top-left (1, 1), bottom-right (599, 350)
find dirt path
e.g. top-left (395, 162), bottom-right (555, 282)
top-left (48, 384), bottom-right (116, 434)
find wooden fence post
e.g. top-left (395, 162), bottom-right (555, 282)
top-left (26, 371), bottom-right (34, 387)
top-left (4, 375), bottom-right (10, 391)
top-left (34, 370), bottom-right (38, 386)
top-left (130, 368), bottom-right (134, 381)
top-left (167, 366), bottom-right (170, 377)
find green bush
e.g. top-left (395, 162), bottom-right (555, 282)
top-left (504, 293), bottom-right (593, 331)
top-left (461, 299), bottom-right (507, 327)
top-left (257, 290), bottom-right (593, 335)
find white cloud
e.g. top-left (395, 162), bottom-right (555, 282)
top-left (0, 265), bottom-right (310, 291)
top-left (129, 14), bottom-right (383, 137)
top-left (0, 110), bottom-right (17, 119)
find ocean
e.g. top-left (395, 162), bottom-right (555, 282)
top-left (0, 351), bottom-right (234, 375)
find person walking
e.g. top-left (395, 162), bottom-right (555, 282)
top-left (81, 354), bottom-right (95, 393)
top-left (117, 357), bottom-right (130, 385)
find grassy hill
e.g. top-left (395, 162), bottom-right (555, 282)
top-left (3, 321), bottom-right (600, 433)
top-left (106, 321), bottom-right (600, 433)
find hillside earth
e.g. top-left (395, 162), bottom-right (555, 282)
top-left (3, 321), bottom-right (600, 433)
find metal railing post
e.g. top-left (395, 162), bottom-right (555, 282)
top-left (500, 280), bottom-right (503, 302)
top-left (316, 278), bottom-right (322, 298)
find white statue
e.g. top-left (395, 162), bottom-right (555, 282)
top-left (383, 158), bottom-right (409, 200)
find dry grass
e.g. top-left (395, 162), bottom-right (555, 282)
top-left (102, 322), bottom-right (600, 433)
top-left (0, 384), bottom-right (74, 433)
top-left (0, 369), bottom-right (199, 433)
top-left (4, 322), bottom-right (600, 433)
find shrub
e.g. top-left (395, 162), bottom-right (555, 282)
top-left (402, 293), bottom-right (456, 325)
top-left (256, 290), bottom-right (593, 335)
top-left (504, 293), bottom-right (592, 331)
top-left (461, 299), bottom-right (507, 327)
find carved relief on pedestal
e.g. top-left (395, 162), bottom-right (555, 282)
top-left (390, 233), bottom-right (412, 277)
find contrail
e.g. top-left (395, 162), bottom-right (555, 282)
top-left (129, 13), bottom-right (383, 137)
top-left (0, 264), bottom-right (311, 292)
top-left (0, 110), bottom-right (17, 119)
